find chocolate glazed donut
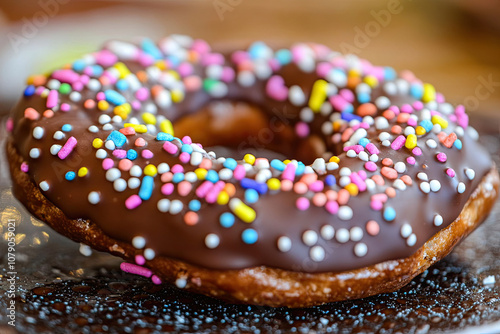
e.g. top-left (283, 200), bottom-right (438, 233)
top-left (6, 36), bottom-right (499, 307)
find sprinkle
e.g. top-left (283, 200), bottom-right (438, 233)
top-left (39, 181), bottom-right (49, 191)
top-left (29, 148), bottom-right (40, 159)
top-left (366, 220), bottom-right (380, 236)
top-left (420, 182), bottom-right (431, 193)
top-left (163, 141), bottom-right (179, 155)
top-left (242, 228), bottom-right (258, 244)
top-left (390, 135), bottom-right (406, 150)
top-left (205, 234), bottom-right (220, 249)
top-left (139, 176), bottom-right (154, 200)
top-left (335, 228), bottom-right (350, 243)
top-left (56, 136), bottom-right (77, 160)
top-left (383, 206), bottom-right (396, 221)
top-left (266, 75), bottom-right (288, 101)
top-left (296, 196), bottom-right (311, 212)
top-left (157, 199), bottom-right (171, 212)
top-left (88, 191), bottom-right (101, 204)
top-left (120, 263), bottom-right (152, 278)
top-left (430, 180), bottom-right (441, 192)
top-left (184, 211), bottom-right (199, 225)
top-left (240, 178), bottom-right (268, 194)
top-left (126, 194), bottom-right (142, 210)
top-left (407, 234), bottom-right (417, 247)
top-left (354, 243), bottom-right (368, 257)
top-left (132, 236), bottom-right (146, 249)
top-left (457, 182), bottom-right (466, 194)
top-left (20, 162), bottom-right (29, 173)
top-left (46, 90), bottom-right (59, 108)
top-left (465, 168), bottom-right (475, 180)
top-left (309, 245), bottom-right (325, 262)
top-left (434, 214), bottom-right (443, 226)
top-left (229, 198), bottom-right (256, 223)
top-left (436, 152), bottom-right (447, 163)
top-left (338, 206), bottom-right (353, 220)
top-left (277, 236), bottom-right (292, 252)
top-left (431, 115), bottom-right (448, 129)
top-left (446, 168), bottom-right (456, 178)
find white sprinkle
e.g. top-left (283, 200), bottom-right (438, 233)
top-left (132, 236), bottom-right (146, 249)
top-left (406, 233), bottom-right (417, 247)
top-left (383, 81), bottom-right (397, 95)
top-left (130, 165), bottom-right (143, 177)
top-left (79, 244), bottom-right (92, 257)
top-left (358, 151), bottom-right (369, 161)
top-left (102, 123), bottom-right (114, 131)
top-left (87, 78), bottom-right (101, 91)
top-left (375, 116), bottom-right (389, 130)
top-left (350, 227), bottom-right (363, 242)
top-left (326, 162), bottom-right (339, 171)
top-left (175, 277), bottom-right (187, 288)
top-left (465, 168), bottom-right (475, 180)
top-left (48, 145), bottom-right (61, 156)
top-left (417, 172), bottom-right (429, 181)
top-left (303, 166), bottom-right (315, 175)
top-left (205, 234), bottom-right (220, 249)
top-left (356, 83), bottom-right (371, 94)
top-left (432, 124), bottom-right (442, 133)
top-left (434, 214), bottom-right (443, 226)
top-left (365, 179), bottom-right (376, 191)
top-left (381, 140), bottom-right (391, 147)
top-left (69, 91), bottom-right (81, 102)
top-left (53, 130), bottom-right (65, 140)
top-left (320, 102), bottom-right (333, 116)
top-left (302, 230), bottom-right (318, 246)
top-left (95, 149), bottom-right (107, 159)
top-left (401, 223), bottom-right (412, 238)
top-left (106, 168), bottom-right (121, 182)
top-left (320, 225), bottom-right (335, 240)
top-left (39, 181), bottom-right (49, 191)
top-left (393, 179), bottom-right (406, 191)
top-left (430, 179), bottom-right (441, 192)
top-left (290, 86), bottom-right (306, 106)
top-left (309, 245), bottom-right (325, 262)
top-left (457, 182), bottom-right (466, 194)
top-left (190, 151), bottom-right (203, 166)
top-left (467, 126), bottom-right (479, 141)
top-left (87, 191), bottom-right (100, 204)
top-left (339, 176), bottom-right (351, 187)
top-left (99, 114), bottom-right (111, 124)
top-left (455, 126), bottom-right (465, 137)
top-left (113, 178), bottom-right (127, 192)
top-left (339, 167), bottom-right (351, 177)
top-left (403, 126), bottom-right (415, 136)
top-left (33, 127), bottom-right (44, 139)
top-left (237, 71), bottom-right (255, 87)
top-left (369, 154), bottom-right (379, 162)
top-left (29, 148), bottom-right (40, 159)
top-left (322, 121), bottom-right (333, 135)
top-left (157, 199), bottom-right (171, 213)
top-left (375, 96), bottom-right (390, 109)
top-left (105, 140), bottom-right (116, 150)
top-left (396, 78), bottom-right (409, 94)
top-left (354, 243), bottom-right (368, 257)
top-left (420, 182), bottom-right (431, 194)
top-left (88, 125), bottom-right (99, 133)
top-left (277, 236), bottom-right (292, 252)
top-left (185, 172), bottom-right (197, 183)
top-left (312, 158), bottom-right (326, 174)
top-left (47, 79), bottom-right (61, 90)
top-left (394, 162), bottom-right (406, 173)
top-left (219, 168), bottom-right (233, 181)
top-left (483, 275), bottom-right (496, 285)
top-left (144, 248), bottom-right (156, 260)
top-left (362, 116), bottom-right (374, 125)
top-left (128, 177), bottom-right (141, 189)
top-left (426, 139), bottom-right (437, 148)
top-left (169, 200), bottom-right (183, 214)
top-left (157, 163), bottom-right (170, 174)
top-left (299, 107), bottom-right (314, 123)
top-left (335, 228), bottom-right (350, 243)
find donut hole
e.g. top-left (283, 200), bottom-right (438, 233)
top-left (173, 101), bottom-right (328, 164)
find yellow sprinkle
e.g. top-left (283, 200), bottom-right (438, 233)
top-left (217, 191), bottom-right (229, 205)
top-left (40, 89), bottom-right (49, 98)
top-left (124, 123), bottom-right (148, 133)
top-left (363, 75), bottom-right (379, 88)
top-left (229, 198), bottom-right (256, 223)
top-left (405, 134), bottom-right (417, 149)
top-left (195, 168), bottom-right (207, 180)
top-left (415, 126), bottom-right (426, 136)
top-left (345, 183), bottom-right (359, 196)
top-left (329, 156), bottom-right (340, 163)
top-left (142, 112), bottom-right (157, 125)
top-left (160, 119), bottom-right (174, 136)
top-left (113, 103), bottom-right (131, 119)
top-left (422, 83), bottom-right (436, 103)
top-left (78, 167), bottom-right (88, 177)
top-left (167, 70), bottom-right (180, 80)
top-left (92, 138), bottom-right (103, 149)
top-left (144, 164), bottom-right (157, 177)
top-left (155, 60), bottom-right (167, 70)
top-left (283, 159), bottom-right (291, 165)
top-left (114, 62), bottom-right (131, 79)
top-left (333, 120), bottom-right (342, 132)
top-left (171, 89), bottom-right (184, 103)
top-left (97, 100), bottom-right (109, 111)
top-left (431, 115), bottom-right (448, 129)
top-left (267, 178), bottom-right (281, 191)
top-left (348, 69), bottom-right (361, 78)
top-left (308, 79), bottom-right (328, 112)
top-left (244, 154), bottom-right (256, 165)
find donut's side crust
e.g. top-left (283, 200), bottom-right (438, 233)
top-left (7, 137), bottom-right (499, 308)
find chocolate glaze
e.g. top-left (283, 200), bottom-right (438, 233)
top-left (7, 37), bottom-right (493, 273)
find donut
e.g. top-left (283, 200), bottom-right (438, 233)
top-left (6, 35), bottom-right (499, 307)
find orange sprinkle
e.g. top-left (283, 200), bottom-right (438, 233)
top-left (341, 127), bottom-right (354, 142)
top-left (24, 107), bottom-right (39, 120)
top-left (396, 113), bottom-right (410, 123)
top-left (442, 132), bottom-right (457, 148)
top-left (135, 138), bottom-right (146, 147)
top-left (136, 71), bottom-right (148, 82)
top-left (300, 173), bottom-right (317, 185)
top-left (366, 220), bottom-right (380, 236)
top-left (391, 125), bottom-right (402, 134)
top-left (280, 179), bottom-right (293, 191)
top-left (84, 99), bottom-right (96, 109)
top-left (357, 103), bottom-right (377, 117)
top-left (385, 187), bottom-right (397, 198)
top-left (161, 173), bottom-right (173, 183)
top-left (118, 159), bottom-right (133, 171)
top-left (184, 211), bottom-right (199, 226)
top-left (382, 158), bottom-right (393, 167)
top-left (337, 189), bottom-right (350, 205)
top-left (151, 85), bottom-right (163, 97)
top-left (347, 76), bottom-right (361, 89)
top-left (43, 109), bottom-right (54, 118)
top-left (400, 175), bottom-right (413, 185)
top-left (371, 174), bottom-right (385, 186)
top-left (293, 181), bottom-right (308, 194)
top-left (199, 158), bottom-right (212, 170)
top-left (99, 76), bottom-right (110, 86)
top-left (325, 190), bottom-right (338, 201)
top-left (381, 166), bottom-right (398, 180)
top-left (224, 183), bottom-right (236, 197)
top-left (382, 109), bottom-right (395, 120)
top-left (119, 127), bottom-right (136, 136)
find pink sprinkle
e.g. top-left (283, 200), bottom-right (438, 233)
top-left (406, 157), bottom-right (416, 165)
top-left (231, 50), bottom-right (249, 64)
top-left (120, 127), bottom-right (135, 136)
top-left (316, 62), bottom-right (332, 77)
top-left (102, 158), bottom-right (114, 170)
top-left (163, 141), bottom-right (178, 155)
top-left (436, 93), bottom-right (445, 103)
top-left (407, 118), bottom-right (417, 127)
top-left (381, 166), bottom-right (398, 180)
top-left (201, 52), bottom-right (224, 66)
top-left (161, 172), bottom-right (173, 183)
top-left (329, 95), bottom-right (348, 111)
top-left (177, 181), bottom-right (193, 197)
top-left (358, 170), bottom-right (367, 180)
top-left (312, 193), bottom-right (327, 207)
top-left (233, 165), bottom-right (246, 180)
top-left (131, 100), bottom-right (141, 110)
top-left (179, 152), bottom-right (190, 163)
top-left (372, 193), bottom-right (388, 203)
top-left (125, 195), bottom-right (142, 210)
top-left (282, 163), bottom-right (296, 181)
top-left (296, 197), bottom-right (310, 211)
top-left (58, 136), bottom-right (77, 159)
top-left (325, 200), bottom-right (339, 214)
top-left (206, 181), bottom-right (225, 203)
top-left (182, 136), bottom-right (192, 145)
top-left (339, 89), bottom-right (354, 103)
top-left (457, 113), bottom-right (469, 129)
top-left (171, 164), bottom-right (184, 173)
top-left (436, 152), bottom-right (447, 163)
top-left (221, 67), bottom-right (235, 82)
top-left (366, 143), bottom-right (379, 155)
top-left (455, 105), bottom-right (466, 115)
top-left (151, 275), bottom-right (162, 285)
top-left (135, 255), bottom-right (146, 265)
top-left (142, 150), bottom-right (154, 159)
top-left (120, 262), bottom-right (152, 278)
top-left (60, 103), bottom-right (71, 112)
top-left (79, 74), bottom-right (90, 85)
top-left (370, 200), bottom-right (383, 211)
top-left (412, 101), bottom-right (424, 110)
top-left (389, 105), bottom-right (400, 115)
top-left (266, 75), bottom-right (288, 101)
top-left (391, 135), bottom-right (406, 150)
top-left (196, 180), bottom-right (213, 198)
top-left (412, 147), bottom-right (422, 156)
top-left (96, 91), bottom-right (105, 101)
top-left (446, 168), bottom-right (456, 178)
top-left (112, 149), bottom-right (127, 159)
top-left (350, 172), bottom-right (366, 192)
top-left (72, 82), bottom-right (84, 91)
top-left (295, 122), bottom-right (309, 138)
top-left (364, 161), bottom-right (377, 172)
top-left (46, 90), bottom-right (59, 109)
top-left (135, 87), bottom-right (149, 101)
top-left (95, 50), bottom-right (118, 67)
top-left (178, 62), bottom-right (194, 77)
top-left (135, 138), bottom-right (146, 147)
top-left (309, 180), bottom-right (324, 192)
top-left (52, 69), bottom-right (79, 84)
top-left (161, 183), bottom-right (174, 195)
top-left (20, 162), bottom-right (29, 173)
top-left (400, 104), bottom-right (413, 113)
top-left (6, 118), bottom-right (13, 132)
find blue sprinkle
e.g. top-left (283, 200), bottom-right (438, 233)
top-left (384, 67), bottom-right (397, 81)
top-left (166, 55), bottom-right (181, 67)
top-left (241, 228), bottom-right (258, 244)
top-left (270, 159), bottom-right (286, 171)
top-left (72, 60), bottom-right (86, 72)
top-left (419, 120), bottom-right (433, 133)
top-left (141, 38), bottom-right (163, 60)
top-left (248, 41), bottom-right (269, 59)
top-left (106, 131), bottom-right (127, 148)
top-left (24, 85), bottom-right (36, 97)
top-left (172, 173), bottom-right (185, 183)
top-left (61, 124), bottom-right (72, 132)
top-left (220, 212), bottom-right (235, 228)
top-left (342, 104), bottom-right (354, 114)
top-left (104, 89), bottom-right (127, 106)
top-left (383, 206), bottom-right (396, 222)
top-left (205, 170), bottom-right (219, 183)
top-left (341, 112), bottom-right (361, 122)
top-left (127, 149), bottom-right (138, 160)
top-left (454, 138), bottom-right (462, 150)
top-left (410, 83), bottom-right (423, 99)
top-left (223, 158), bottom-right (237, 170)
top-left (138, 176), bottom-right (154, 200)
top-left (275, 49), bottom-right (292, 65)
top-left (156, 132), bottom-right (174, 141)
top-left (116, 79), bottom-right (129, 91)
top-left (325, 174), bottom-right (336, 186)
top-left (181, 144), bottom-right (193, 154)
top-left (295, 162), bottom-right (306, 176)
top-left (357, 92), bottom-right (371, 104)
top-left (240, 178), bottom-right (268, 194)
top-left (65, 171), bottom-right (76, 181)
top-left (244, 189), bottom-right (259, 204)
top-left (91, 65), bottom-right (103, 77)
top-left (189, 200), bottom-right (201, 211)
top-left (359, 138), bottom-right (370, 147)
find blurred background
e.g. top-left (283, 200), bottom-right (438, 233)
top-left (0, 0), bottom-right (499, 121)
